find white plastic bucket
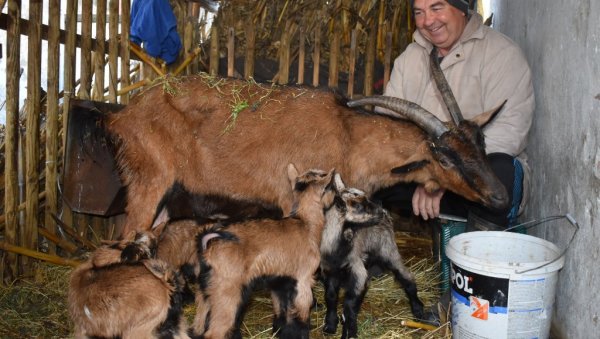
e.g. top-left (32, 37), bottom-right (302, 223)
top-left (445, 231), bottom-right (564, 339)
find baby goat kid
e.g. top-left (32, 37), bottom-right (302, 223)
top-left (68, 231), bottom-right (189, 339)
top-left (191, 164), bottom-right (384, 339)
top-left (320, 174), bottom-right (425, 339)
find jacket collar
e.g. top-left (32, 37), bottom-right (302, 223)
top-left (414, 12), bottom-right (485, 55)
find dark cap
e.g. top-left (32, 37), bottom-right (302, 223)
top-left (410, 0), bottom-right (469, 15)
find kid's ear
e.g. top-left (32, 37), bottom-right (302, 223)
top-left (287, 163), bottom-right (299, 189)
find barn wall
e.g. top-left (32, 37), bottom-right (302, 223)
top-left (492, 1), bottom-right (600, 337)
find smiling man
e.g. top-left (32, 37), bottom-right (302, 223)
top-left (375, 0), bottom-right (535, 325)
top-left (377, 0), bottom-right (535, 231)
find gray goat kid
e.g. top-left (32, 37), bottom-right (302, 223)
top-left (320, 174), bottom-right (424, 339)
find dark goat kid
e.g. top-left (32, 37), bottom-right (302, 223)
top-left (68, 231), bottom-right (189, 339)
top-left (320, 173), bottom-right (424, 338)
top-left (107, 74), bottom-right (508, 235)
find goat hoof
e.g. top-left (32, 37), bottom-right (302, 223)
top-left (322, 324), bottom-right (337, 335)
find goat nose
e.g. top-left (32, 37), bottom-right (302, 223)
top-left (490, 192), bottom-right (509, 210)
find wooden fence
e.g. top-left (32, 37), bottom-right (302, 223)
top-left (0, 0), bottom-right (412, 281)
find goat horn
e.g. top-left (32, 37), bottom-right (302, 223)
top-left (429, 47), bottom-right (464, 125)
top-left (347, 96), bottom-right (449, 138)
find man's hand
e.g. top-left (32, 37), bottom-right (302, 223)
top-left (412, 185), bottom-right (445, 220)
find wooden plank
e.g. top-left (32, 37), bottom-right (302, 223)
top-left (92, 0), bottom-right (107, 101)
top-left (45, 0), bottom-right (60, 255)
top-left (347, 29), bottom-right (357, 98)
top-left (107, 0), bottom-right (119, 102)
top-left (79, 0), bottom-right (92, 100)
top-left (51, 213), bottom-right (97, 250)
top-left (120, 0), bottom-right (131, 104)
top-left (312, 24), bottom-right (321, 87)
top-left (38, 227), bottom-right (79, 255)
top-left (4, 0), bottom-right (22, 281)
top-left (91, 216), bottom-right (104, 244)
top-left (227, 27), bottom-right (234, 77)
top-left (244, 17), bottom-right (255, 80)
top-left (0, 242), bottom-right (81, 268)
top-left (297, 28), bottom-right (305, 85)
top-left (61, 0), bottom-right (78, 232)
top-left (24, 0), bottom-right (43, 273)
top-left (209, 25), bottom-right (219, 76)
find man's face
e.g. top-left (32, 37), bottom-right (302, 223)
top-left (413, 0), bottom-right (467, 55)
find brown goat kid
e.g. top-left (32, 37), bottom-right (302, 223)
top-left (68, 231), bottom-right (189, 339)
top-left (107, 74), bottom-right (508, 235)
top-left (188, 164), bottom-right (384, 339)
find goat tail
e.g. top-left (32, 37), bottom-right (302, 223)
top-left (198, 225), bottom-right (238, 252)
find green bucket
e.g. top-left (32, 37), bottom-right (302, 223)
top-left (439, 220), bottom-right (466, 292)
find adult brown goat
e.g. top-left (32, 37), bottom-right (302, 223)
top-left (108, 74), bottom-right (508, 235)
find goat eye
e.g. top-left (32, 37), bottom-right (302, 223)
top-left (439, 157), bottom-right (453, 169)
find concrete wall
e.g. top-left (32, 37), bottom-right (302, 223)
top-left (491, 1), bottom-right (600, 337)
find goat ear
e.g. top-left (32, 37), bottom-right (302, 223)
top-left (333, 172), bottom-right (346, 192)
top-left (287, 163), bottom-right (299, 189)
top-left (151, 207), bottom-right (170, 231)
top-left (326, 168), bottom-right (335, 182)
top-left (469, 100), bottom-right (507, 128)
top-left (152, 222), bottom-right (168, 237)
top-left (391, 160), bottom-right (429, 174)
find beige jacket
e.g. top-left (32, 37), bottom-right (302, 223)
top-left (382, 13), bottom-right (535, 211)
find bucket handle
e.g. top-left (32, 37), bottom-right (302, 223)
top-left (504, 213), bottom-right (579, 274)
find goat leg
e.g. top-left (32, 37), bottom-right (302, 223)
top-left (322, 273), bottom-right (342, 334)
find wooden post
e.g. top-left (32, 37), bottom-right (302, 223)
top-left (312, 23), bottom-right (321, 87)
top-left (297, 28), bottom-right (305, 85)
top-left (183, 2), bottom-right (193, 76)
top-left (120, 0), bottom-right (131, 104)
top-left (244, 17), bottom-right (255, 80)
top-left (278, 28), bottom-right (291, 85)
top-left (364, 20), bottom-right (377, 98)
top-left (92, 0), bottom-right (107, 101)
top-left (45, 0), bottom-right (60, 255)
top-left (227, 27), bottom-right (235, 78)
top-left (4, 0), bottom-right (22, 282)
top-left (79, 0), bottom-right (92, 99)
top-left (190, 3), bottom-right (201, 73)
top-left (347, 29), bottom-right (357, 98)
top-left (74, 0), bottom-right (93, 237)
top-left (107, 0), bottom-right (119, 103)
top-left (328, 23), bottom-right (339, 88)
top-left (384, 32), bottom-right (393, 90)
top-left (24, 0), bottom-right (43, 273)
top-left (61, 0), bottom-right (77, 233)
top-left (209, 25), bottom-right (219, 77)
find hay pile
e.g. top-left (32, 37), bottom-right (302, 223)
top-left (0, 231), bottom-right (450, 338)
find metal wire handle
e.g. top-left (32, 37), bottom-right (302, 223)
top-left (504, 213), bottom-right (579, 274)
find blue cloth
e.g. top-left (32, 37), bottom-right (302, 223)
top-left (130, 0), bottom-right (182, 64)
top-left (507, 157), bottom-right (524, 228)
